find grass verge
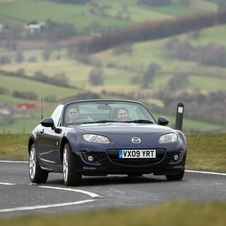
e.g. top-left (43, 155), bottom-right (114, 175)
top-left (1, 133), bottom-right (226, 171)
top-left (0, 200), bottom-right (226, 226)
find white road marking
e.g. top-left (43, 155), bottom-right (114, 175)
top-left (0, 200), bottom-right (94, 213)
top-left (186, 169), bottom-right (226, 176)
top-left (0, 182), bottom-right (16, 186)
top-left (0, 160), bottom-right (27, 164)
top-left (1, 160), bottom-right (226, 214)
top-left (39, 185), bottom-right (103, 198)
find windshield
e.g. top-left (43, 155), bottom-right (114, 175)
top-left (63, 100), bottom-right (156, 125)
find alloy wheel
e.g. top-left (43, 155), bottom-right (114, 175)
top-left (29, 147), bottom-right (36, 180)
top-left (63, 147), bottom-right (68, 182)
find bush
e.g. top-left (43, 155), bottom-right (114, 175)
top-left (27, 56), bottom-right (38, 62)
top-left (16, 68), bottom-right (25, 76)
top-left (0, 87), bottom-right (10, 95)
top-left (12, 90), bottom-right (38, 100)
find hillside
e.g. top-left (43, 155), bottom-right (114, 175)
top-left (0, 0), bottom-right (219, 29)
top-left (0, 0), bottom-right (226, 133)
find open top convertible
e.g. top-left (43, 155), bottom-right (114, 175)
top-left (28, 99), bottom-right (187, 186)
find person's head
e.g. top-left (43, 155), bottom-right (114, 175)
top-left (68, 105), bottom-right (79, 122)
top-left (117, 107), bottom-right (129, 121)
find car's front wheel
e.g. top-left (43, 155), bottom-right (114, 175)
top-left (165, 170), bottom-right (184, 181)
top-left (28, 143), bottom-right (48, 183)
top-left (63, 143), bottom-right (81, 186)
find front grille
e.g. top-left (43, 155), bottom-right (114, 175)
top-left (106, 149), bottom-right (166, 166)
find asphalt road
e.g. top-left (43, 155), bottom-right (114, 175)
top-left (1, 161), bottom-right (226, 218)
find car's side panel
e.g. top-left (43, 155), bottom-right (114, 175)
top-left (36, 126), bottom-right (62, 171)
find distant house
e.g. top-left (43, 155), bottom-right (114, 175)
top-left (0, 103), bottom-right (13, 116)
top-left (0, 102), bottom-right (30, 118)
top-left (17, 102), bottom-right (36, 109)
top-left (26, 22), bottom-right (45, 34)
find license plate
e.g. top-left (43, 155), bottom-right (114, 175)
top-left (118, 149), bottom-right (156, 159)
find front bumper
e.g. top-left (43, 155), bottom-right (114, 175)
top-left (73, 146), bottom-right (187, 176)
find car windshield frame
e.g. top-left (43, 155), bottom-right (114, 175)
top-left (62, 99), bottom-right (157, 126)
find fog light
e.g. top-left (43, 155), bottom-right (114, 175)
top-left (87, 155), bottom-right (95, 162)
top-left (173, 154), bottom-right (179, 161)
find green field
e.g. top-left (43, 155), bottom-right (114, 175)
top-left (1, 0), bottom-right (226, 133)
top-left (0, 0), bottom-right (218, 29)
top-left (0, 74), bottom-right (81, 100)
top-left (1, 27), bottom-right (226, 133)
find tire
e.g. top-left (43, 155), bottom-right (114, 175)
top-left (63, 143), bottom-right (82, 186)
top-left (28, 143), bottom-right (48, 183)
top-left (165, 170), bottom-right (184, 181)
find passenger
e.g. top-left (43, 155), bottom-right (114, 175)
top-left (116, 107), bottom-right (130, 121)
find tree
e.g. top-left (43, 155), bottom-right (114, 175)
top-left (0, 55), bottom-right (11, 65)
top-left (89, 67), bottom-right (104, 86)
top-left (112, 42), bottom-right (133, 55)
top-left (168, 72), bottom-right (190, 90)
top-left (16, 68), bottom-right (25, 76)
top-left (0, 87), bottom-right (10, 95)
top-left (141, 63), bottom-right (161, 88)
top-left (42, 49), bottom-right (52, 61)
top-left (137, 0), bottom-right (171, 6)
top-left (15, 51), bottom-right (25, 64)
top-left (12, 90), bottom-right (38, 100)
top-left (27, 56), bottom-right (38, 62)
top-left (53, 72), bottom-right (69, 86)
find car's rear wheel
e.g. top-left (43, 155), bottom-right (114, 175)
top-left (28, 143), bottom-right (48, 183)
top-left (63, 143), bottom-right (81, 186)
top-left (165, 170), bottom-right (184, 181)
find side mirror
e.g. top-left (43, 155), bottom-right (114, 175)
top-left (40, 117), bottom-right (54, 128)
top-left (158, 116), bottom-right (169, 126)
top-left (41, 117), bottom-right (62, 134)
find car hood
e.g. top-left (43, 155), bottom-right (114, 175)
top-left (75, 122), bottom-right (173, 134)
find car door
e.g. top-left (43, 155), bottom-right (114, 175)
top-left (36, 105), bottom-right (64, 171)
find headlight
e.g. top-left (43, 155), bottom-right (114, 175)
top-left (83, 134), bottom-right (110, 144)
top-left (159, 133), bottom-right (178, 144)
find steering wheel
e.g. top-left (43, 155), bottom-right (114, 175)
top-left (75, 116), bottom-right (93, 122)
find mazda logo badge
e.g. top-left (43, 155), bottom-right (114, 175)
top-left (131, 137), bottom-right (141, 144)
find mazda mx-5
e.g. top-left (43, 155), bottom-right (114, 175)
top-left (28, 99), bottom-right (187, 186)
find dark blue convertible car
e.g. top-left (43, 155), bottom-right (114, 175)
top-left (28, 99), bottom-right (187, 186)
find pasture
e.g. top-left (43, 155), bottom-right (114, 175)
top-left (1, 25), bottom-right (226, 133)
top-left (1, 0), bottom-right (226, 133)
top-left (0, 0), bottom-right (218, 29)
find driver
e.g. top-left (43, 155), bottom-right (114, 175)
top-left (67, 105), bottom-right (93, 123)
top-left (68, 105), bottom-right (80, 123)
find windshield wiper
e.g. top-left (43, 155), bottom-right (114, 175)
top-left (94, 120), bottom-right (116, 123)
top-left (130, 119), bottom-right (153, 123)
top-left (74, 120), bottom-right (116, 124)
top-left (81, 119), bottom-right (153, 124)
